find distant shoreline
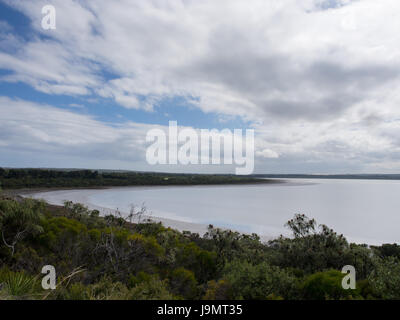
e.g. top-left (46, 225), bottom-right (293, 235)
top-left (253, 174), bottom-right (400, 180)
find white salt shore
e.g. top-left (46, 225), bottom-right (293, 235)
top-left (24, 188), bottom-right (274, 242)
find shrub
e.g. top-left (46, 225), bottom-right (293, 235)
top-left (0, 198), bottom-right (44, 256)
top-left (169, 267), bottom-right (198, 299)
top-left (222, 260), bottom-right (298, 300)
top-left (176, 241), bottom-right (217, 283)
top-left (301, 269), bottom-right (358, 300)
top-left (368, 257), bottom-right (400, 299)
top-left (202, 279), bottom-right (233, 300)
top-left (86, 276), bottom-right (130, 300)
top-left (129, 274), bottom-right (175, 300)
top-left (0, 268), bottom-right (41, 299)
top-left (269, 214), bottom-right (352, 274)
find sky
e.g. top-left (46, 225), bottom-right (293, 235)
top-left (1, 0), bottom-right (400, 174)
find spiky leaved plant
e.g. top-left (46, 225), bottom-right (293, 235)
top-left (0, 198), bottom-right (44, 256)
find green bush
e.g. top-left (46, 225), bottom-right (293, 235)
top-left (0, 198), bottom-right (44, 257)
top-left (368, 257), bottom-right (400, 299)
top-left (269, 214), bottom-right (352, 274)
top-left (301, 269), bottom-right (358, 300)
top-left (176, 241), bottom-right (217, 283)
top-left (202, 279), bottom-right (233, 300)
top-left (169, 267), bottom-right (198, 299)
top-left (129, 274), bottom-right (176, 300)
top-left (222, 260), bottom-right (298, 300)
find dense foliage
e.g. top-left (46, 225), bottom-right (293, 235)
top-left (0, 168), bottom-right (270, 189)
top-left (0, 195), bottom-right (398, 300)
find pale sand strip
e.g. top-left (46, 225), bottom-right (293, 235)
top-left (24, 188), bottom-right (273, 242)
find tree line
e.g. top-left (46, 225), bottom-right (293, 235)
top-left (0, 168), bottom-right (270, 189)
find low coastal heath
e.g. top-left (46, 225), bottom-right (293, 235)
top-left (146, 121), bottom-right (254, 175)
top-left (156, 304), bottom-right (243, 317)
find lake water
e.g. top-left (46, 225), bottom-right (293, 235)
top-left (31, 179), bottom-right (400, 245)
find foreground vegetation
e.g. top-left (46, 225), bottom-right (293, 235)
top-left (0, 168), bottom-right (271, 190)
top-left (1, 194), bottom-right (400, 300)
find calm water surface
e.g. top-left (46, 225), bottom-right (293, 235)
top-left (33, 179), bottom-right (400, 245)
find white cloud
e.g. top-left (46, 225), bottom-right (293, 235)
top-left (0, 96), bottom-right (147, 162)
top-left (1, 0), bottom-right (400, 172)
top-left (1, 95), bottom-right (400, 173)
top-left (257, 149), bottom-right (279, 159)
top-left (0, 97), bottom-right (254, 172)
